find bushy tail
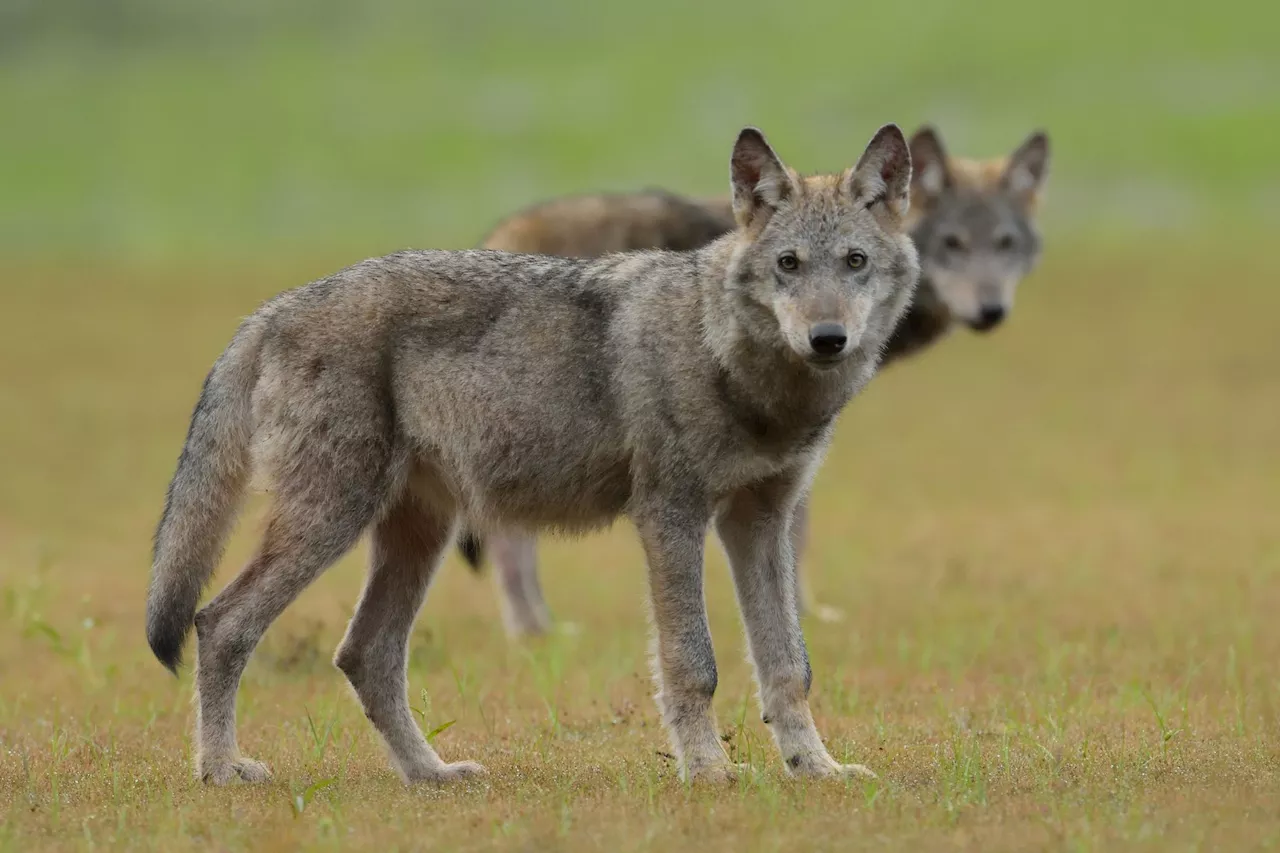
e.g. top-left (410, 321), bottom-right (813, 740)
top-left (457, 529), bottom-right (485, 573)
top-left (147, 319), bottom-right (266, 673)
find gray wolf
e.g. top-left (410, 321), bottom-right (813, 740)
top-left (459, 126), bottom-right (1051, 634)
top-left (146, 124), bottom-right (921, 785)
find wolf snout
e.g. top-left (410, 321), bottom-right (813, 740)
top-left (970, 304), bottom-right (1006, 332)
top-left (807, 323), bottom-right (849, 358)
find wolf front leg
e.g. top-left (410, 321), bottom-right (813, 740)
top-left (634, 507), bottom-right (734, 782)
top-left (716, 475), bottom-right (875, 780)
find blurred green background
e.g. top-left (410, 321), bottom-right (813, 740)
top-left (3, 0), bottom-right (1277, 261)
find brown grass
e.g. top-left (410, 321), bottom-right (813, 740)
top-left (1, 240), bottom-right (1278, 851)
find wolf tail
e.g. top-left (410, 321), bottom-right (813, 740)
top-left (457, 529), bottom-right (485, 573)
top-left (146, 317), bottom-right (268, 673)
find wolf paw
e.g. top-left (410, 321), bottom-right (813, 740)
top-left (785, 751), bottom-right (876, 781)
top-left (406, 759), bottom-right (487, 785)
top-left (505, 613), bottom-right (554, 639)
top-left (830, 762), bottom-right (877, 781)
top-left (200, 755), bottom-right (272, 785)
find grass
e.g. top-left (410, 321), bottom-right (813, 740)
top-left (1, 240), bottom-right (1278, 850)
top-left (2, 0), bottom-right (1280, 848)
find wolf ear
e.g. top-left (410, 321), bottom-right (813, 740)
top-left (908, 125), bottom-right (951, 202)
top-left (1002, 130), bottom-right (1050, 205)
top-left (848, 123), bottom-right (912, 220)
top-left (730, 127), bottom-right (793, 226)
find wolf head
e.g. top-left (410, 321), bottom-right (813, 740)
top-left (907, 127), bottom-right (1050, 333)
top-left (724, 125), bottom-right (920, 370)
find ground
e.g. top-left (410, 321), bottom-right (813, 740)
top-left (1, 239), bottom-right (1278, 851)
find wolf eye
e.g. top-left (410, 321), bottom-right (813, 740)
top-left (847, 251), bottom-right (867, 270)
top-left (777, 252), bottom-right (799, 271)
top-left (942, 234), bottom-right (967, 252)
top-left (995, 233), bottom-right (1017, 251)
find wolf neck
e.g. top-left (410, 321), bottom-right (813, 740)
top-left (880, 274), bottom-right (954, 365)
top-left (879, 212), bottom-right (960, 365)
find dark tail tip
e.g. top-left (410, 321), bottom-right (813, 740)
top-left (146, 608), bottom-right (188, 676)
top-left (458, 532), bottom-right (484, 572)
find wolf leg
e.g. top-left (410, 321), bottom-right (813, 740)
top-left (636, 508), bottom-right (734, 782)
top-left (488, 531), bottom-right (554, 637)
top-left (194, 486), bottom-right (378, 784)
top-left (792, 498), bottom-right (845, 623)
top-left (717, 476), bottom-right (874, 780)
top-left (334, 487), bottom-right (484, 784)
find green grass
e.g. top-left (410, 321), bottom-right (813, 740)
top-left (2, 2), bottom-right (1279, 850)
top-left (3, 0), bottom-right (1278, 258)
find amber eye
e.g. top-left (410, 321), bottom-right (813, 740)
top-left (847, 251), bottom-right (868, 270)
top-left (942, 234), bottom-right (966, 252)
top-left (777, 252), bottom-right (799, 271)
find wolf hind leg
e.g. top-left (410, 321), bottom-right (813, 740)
top-left (193, 482), bottom-right (383, 784)
top-left (335, 484), bottom-right (484, 783)
top-left (190, 371), bottom-right (401, 785)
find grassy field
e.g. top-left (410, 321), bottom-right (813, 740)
top-left (3, 1), bottom-right (1280, 850)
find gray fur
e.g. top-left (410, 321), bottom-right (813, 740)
top-left (147, 125), bottom-right (919, 784)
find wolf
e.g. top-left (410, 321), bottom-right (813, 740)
top-left (146, 124), bottom-right (921, 785)
top-left (458, 126), bottom-right (1051, 635)
top-left (479, 188), bottom-right (735, 258)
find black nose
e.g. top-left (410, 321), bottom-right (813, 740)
top-left (973, 305), bottom-right (1006, 331)
top-left (808, 323), bottom-right (848, 356)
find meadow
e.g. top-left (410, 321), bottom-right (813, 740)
top-left (2, 1), bottom-right (1278, 849)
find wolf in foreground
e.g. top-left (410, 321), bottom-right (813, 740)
top-left (459, 126), bottom-right (1051, 634)
top-left (147, 125), bottom-right (920, 785)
